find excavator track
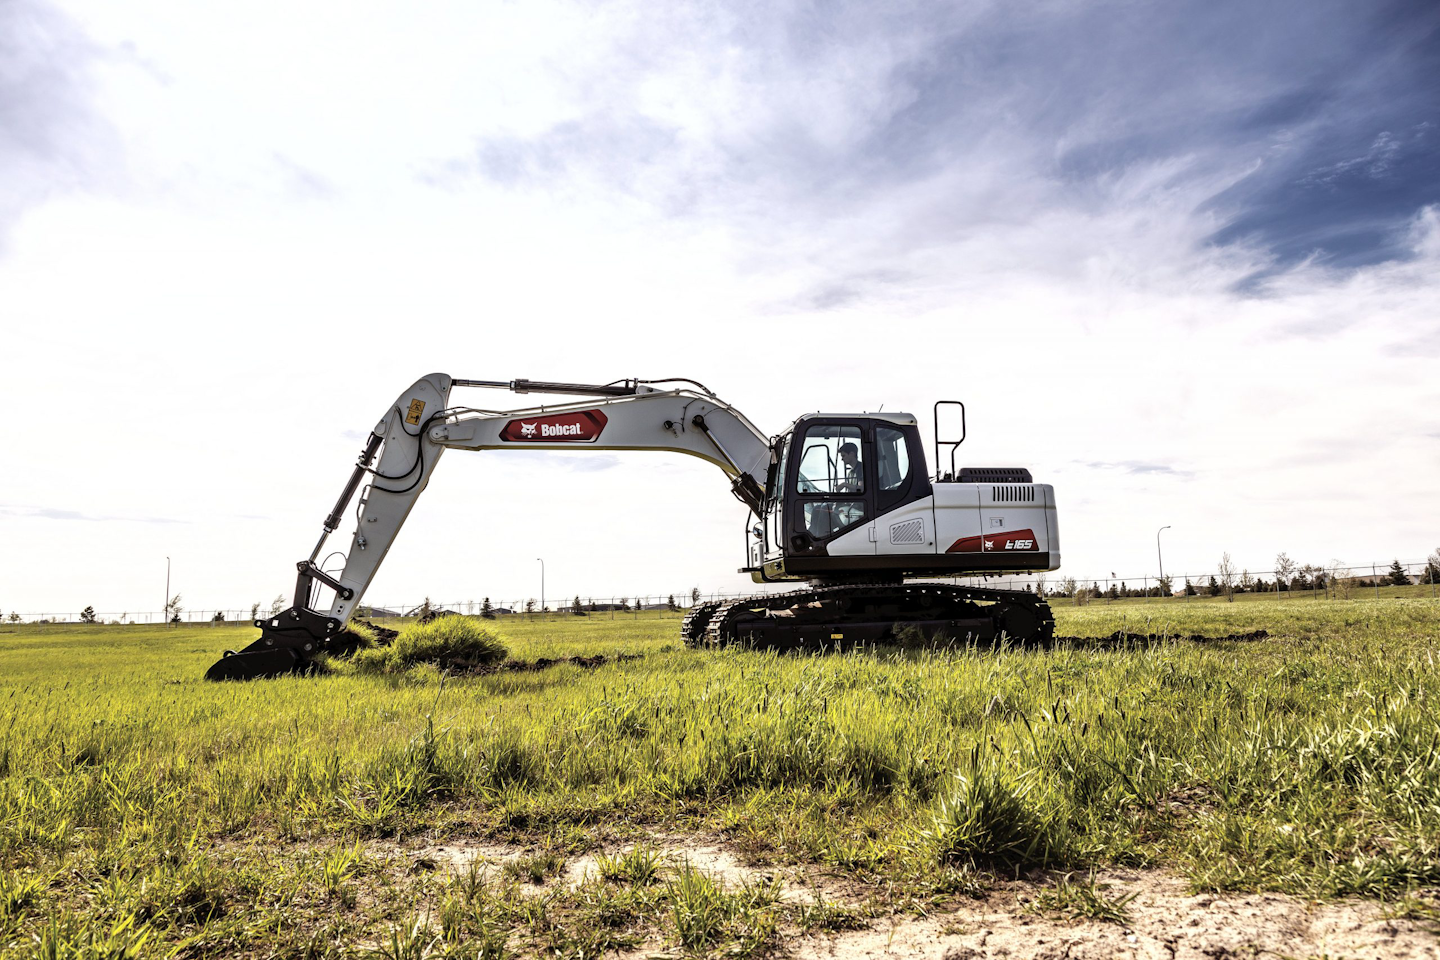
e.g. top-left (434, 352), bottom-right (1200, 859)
top-left (681, 600), bottom-right (723, 643)
top-left (688, 582), bottom-right (1054, 650)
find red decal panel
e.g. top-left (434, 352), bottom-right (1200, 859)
top-left (946, 528), bottom-right (1040, 553)
top-left (499, 409), bottom-right (608, 442)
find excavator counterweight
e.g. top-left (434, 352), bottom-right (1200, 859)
top-left (206, 376), bottom-right (1059, 680)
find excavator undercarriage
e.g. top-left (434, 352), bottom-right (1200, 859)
top-left (683, 582), bottom-right (1054, 650)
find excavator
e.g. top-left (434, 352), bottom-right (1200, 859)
top-left (206, 375), bottom-right (1061, 680)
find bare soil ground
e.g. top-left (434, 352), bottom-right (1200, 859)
top-left (397, 834), bottom-right (1438, 959)
top-left (792, 870), bottom-right (1439, 960)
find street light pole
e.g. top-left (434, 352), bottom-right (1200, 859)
top-left (536, 558), bottom-right (545, 617)
top-left (1156, 526), bottom-right (1171, 596)
top-left (165, 556), bottom-right (171, 627)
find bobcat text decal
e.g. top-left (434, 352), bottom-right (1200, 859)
top-left (499, 410), bottom-right (608, 443)
top-left (946, 528), bottom-right (1040, 553)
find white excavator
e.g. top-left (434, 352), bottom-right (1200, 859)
top-left (206, 375), bottom-right (1061, 680)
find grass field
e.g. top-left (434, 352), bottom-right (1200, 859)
top-left (2, 599), bottom-right (1438, 957)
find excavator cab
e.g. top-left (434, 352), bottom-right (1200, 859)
top-left (748, 411), bottom-right (1058, 584)
top-left (751, 414), bottom-right (929, 580)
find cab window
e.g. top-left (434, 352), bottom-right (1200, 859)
top-left (796, 425), bottom-right (864, 495)
top-left (876, 426), bottom-right (910, 491)
top-left (803, 501), bottom-right (866, 539)
top-left (771, 437), bottom-right (789, 504)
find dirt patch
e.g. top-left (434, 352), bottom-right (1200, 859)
top-left (793, 869), bottom-right (1438, 960)
top-left (511, 653), bottom-right (644, 673)
top-left (1051, 630), bottom-right (1271, 647)
top-left (401, 833), bottom-right (807, 897)
top-left (442, 652), bottom-right (644, 677)
top-left (385, 837), bottom-right (1436, 957)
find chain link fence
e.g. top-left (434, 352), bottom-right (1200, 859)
top-left (5, 558), bottom-right (1437, 625)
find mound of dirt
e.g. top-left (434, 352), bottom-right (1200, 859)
top-left (352, 614), bottom-right (508, 674)
top-left (351, 618), bottom-right (399, 644)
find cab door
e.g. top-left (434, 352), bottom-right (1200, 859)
top-left (785, 419), bottom-right (874, 558)
top-left (872, 423), bottom-right (936, 556)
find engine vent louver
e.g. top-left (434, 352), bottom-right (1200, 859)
top-left (958, 467), bottom-right (1033, 483)
top-left (992, 485), bottom-right (1036, 503)
top-left (889, 518), bottom-right (925, 544)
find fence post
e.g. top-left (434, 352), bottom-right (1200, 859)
top-left (1374, 565), bottom-right (1379, 600)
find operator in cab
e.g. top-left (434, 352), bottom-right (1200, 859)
top-left (837, 441), bottom-right (863, 493)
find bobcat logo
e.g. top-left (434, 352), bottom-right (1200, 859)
top-left (520, 422), bottom-right (538, 438)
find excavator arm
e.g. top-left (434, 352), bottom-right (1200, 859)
top-left (206, 374), bottom-right (770, 679)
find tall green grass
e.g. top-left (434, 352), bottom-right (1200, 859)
top-left (0, 599), bottom-right (1436, 954)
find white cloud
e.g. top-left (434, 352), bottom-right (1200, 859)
top-left (1, 0), bottom-right (1436, 616)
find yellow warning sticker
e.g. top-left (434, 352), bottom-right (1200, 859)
top-left (831, 633), bottom-right (843, 640)
top-left (405, 399), bottom-right (425, 425)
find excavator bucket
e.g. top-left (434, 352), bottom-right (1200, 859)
top-left (205, 642), bottom-right (310, 681)
top-left (204, 609), bottom-right (344, 681)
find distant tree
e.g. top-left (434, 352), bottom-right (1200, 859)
top-left (1218, 553), bottom-right (1237, 602)
top-left (1326, 559), bottom-right (1352, 599)
top-left (524, 598), bottom-right (536, 615)
top-left (268, 594), bottom-right (286, 617)
top-left (1059, 576), bottom-right (1077, 598)
top-left (617, 597), bottom-right (630, 611)
top-left (1206, 575), bottom-right (1221, 597)
top-left (1156, 574), bottom-right (1173, 597)
top-left (1107, 583), bottom-right (1120, 600)
top-left (165, 594), bottom-right (183, 624)
top-left (1240, 569), bottom-right (1253, 593)
top-left (1294, 564), bottom-right (1319, 592)
top-left (80, 606), bottom-right (97, 624)
top-left (667, 594), bottom-right (678, 612)
top-left (212, 610), bottom-right (225, 622)
top-left (572, 595), bottom-right (583, 615)
top-left (1386, 559), bottom-right (1411, 587)
top-left (481, 597), bottom-right (495, 619)
top-left (7, 612), bottom-right (19, 623)
top-left (1426, 548), bottom-right (1440, 585)
top-left (1275, 552), bottom-right (1296, 594)
top-left (1035, 572), bottom-right (1048, 597)
top-left (1184, 578), bottom-right (1196, 597)
top-left (690, 586), bottom-right (701, 606)
top-left (250, 602), bottom-right (261, 621)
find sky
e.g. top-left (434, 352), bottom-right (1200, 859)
top-left (2, 0), bottom-right (1438, 617)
